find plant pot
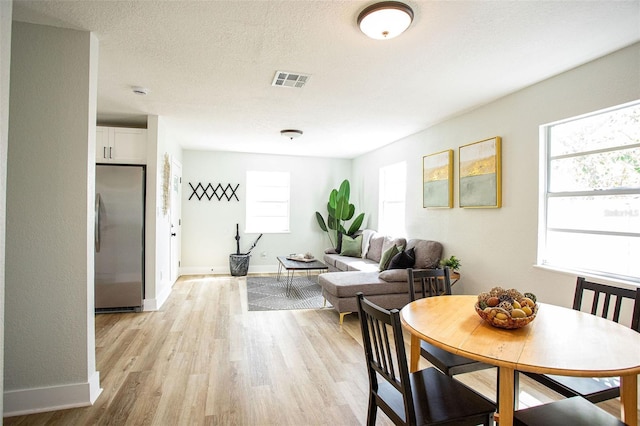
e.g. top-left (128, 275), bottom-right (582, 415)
top-left (229, 254), bottom-right (251, 276)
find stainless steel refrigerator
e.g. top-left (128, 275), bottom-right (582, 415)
top-left (95, 164), bottom-right (145, 312)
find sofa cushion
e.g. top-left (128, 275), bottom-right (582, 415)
top-left (389, 247), bottom-right (415, 269)
top-left (360, 229), bottom-right (376, 259)
top-left (366, 235), bottom-right (385, 262)
top-left (379, 244), bottom-right (401, 271)
top-left (335, 257), bottom-right (379, 272)
top-left (366, 235), bottom-right (407, 263)
top-left (340, 234), bottom-right (362, 257)
top-left (407, 239), bottom-right (443, 269)
top-left (323, 253), bottom-right (340, 268)
top-left (378, 269), bottom-right (409, 282)
top-left (319, 271), bottom-right (410, 298)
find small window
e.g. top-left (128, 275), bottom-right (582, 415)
top-left (379, 162), bottom-right (407, 236)
top-left (538, 100), bottom-right (640, 282)
top-left (246, 171), bottom-right (290, 233)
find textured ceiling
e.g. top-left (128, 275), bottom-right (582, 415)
top-left (12, 0), bottom-right (640, 159)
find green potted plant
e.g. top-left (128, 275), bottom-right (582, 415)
top-left (440, 255), bottom-right (461, 272)
top-left (315, 179), bottom-right (365, 251)
top-left (440, 255), bottom-right (461, 284)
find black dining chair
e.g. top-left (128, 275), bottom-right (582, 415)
top-left (355, 292), bottom-right (496, 426)
top-left (514, 396), bottom-right (626, 426)
top-left (513, 277), bottom-right (640, 426)
top-left (518, 277), bottom-right (640, 404)
top-left (407, 268), bottom-right (495, 380)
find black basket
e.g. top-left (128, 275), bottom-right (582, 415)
top-left (229, 254), bottom-right (251, 276)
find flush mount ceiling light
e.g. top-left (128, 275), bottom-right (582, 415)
top-left (357, 1), bottom-right (414, 40)
top-left (280, 129), bottom-right (303, 140)
top-left (132, 86), bottom-right (149, 95)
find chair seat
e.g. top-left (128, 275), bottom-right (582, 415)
top-left (420, 341), bottom-right (492, 376)
top-left (514, 396), bottom-right (625, 426)
top-left (522, 372), bottom-right (620, 403)
top-left (377, 367), bottom-right (495, 425)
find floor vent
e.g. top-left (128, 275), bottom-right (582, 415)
top-left (272, 71), bottom-right (311, 88)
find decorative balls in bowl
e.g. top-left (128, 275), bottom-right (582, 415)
top-left (475, 287), bottom-right (538, 329)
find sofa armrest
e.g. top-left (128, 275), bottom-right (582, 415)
top-left (325, 248), bottom-right (338, 254)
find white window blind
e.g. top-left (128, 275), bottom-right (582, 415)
top-left (246, 171), bottom-right (290, 233)
top-left (538, 100), bottom-right (640, 283)
top-left (379, 162), bottom-right (407, 236)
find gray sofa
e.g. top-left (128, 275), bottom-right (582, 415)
top-left (319, 230), bottom-right (443, 323)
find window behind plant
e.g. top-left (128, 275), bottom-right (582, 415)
top-left (538, 100), bottom-right (640, 282)
top-left (379, 162), bottom-right (406, 236)
top-left (246, 171), bottom-right (290, 233)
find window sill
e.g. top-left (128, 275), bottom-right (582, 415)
top-left (533, 264), bottom-right (640, 288)
top-left (244, 230), bottom-right (290, 234)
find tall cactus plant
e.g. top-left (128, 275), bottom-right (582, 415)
top-left (315, 179), bottom-right (365, 250)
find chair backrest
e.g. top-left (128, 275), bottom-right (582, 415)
top-left (573, 277), bottom-right (640, 331)
top-left (356, 292), bottom-right (415, 425)
top-left (407, 267), bottom-right (452, 302)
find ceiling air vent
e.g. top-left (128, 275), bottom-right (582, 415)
top-left (272, 71), bottom-right (311, 88)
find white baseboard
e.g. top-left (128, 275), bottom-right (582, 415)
top-left (4, 371), bottom-right (102, 417)
top-left (180, 264), bottom-right (279, 276)
top-left (143, 280), bottom-right (173, 311)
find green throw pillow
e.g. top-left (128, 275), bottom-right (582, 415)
top-left (379, 245), bottom-right (402, 271)
top-left (340, 235), bottom-right (362, 257)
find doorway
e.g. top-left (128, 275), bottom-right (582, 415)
top-left (169, 159), bottom-right (182, 284)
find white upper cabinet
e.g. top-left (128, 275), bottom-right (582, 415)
top-left (96, 126), bottom-right (147, 164)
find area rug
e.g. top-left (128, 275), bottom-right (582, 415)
top-left (246, 275), bottom-right (329, 311)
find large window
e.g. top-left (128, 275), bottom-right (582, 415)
top-left (379, 162), bottom-right (406, 236)
top-left (245, 171), bottom-right (290, 233)
top-left (538, 100), bottom-right (640, 283)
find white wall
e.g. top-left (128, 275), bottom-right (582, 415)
top-left (5, 22), bottom-right (100, 415)
top-left (353, 42), bottom-right (640, 307)
top-left (0, 0), bottom-right (13, 416)
top-left (144, 116), bottom-right (183, 310)
top-left (181, 151), bottom-right (351, 274)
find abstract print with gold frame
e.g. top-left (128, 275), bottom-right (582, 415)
top-left (423, 150), bottom-right (453, 208)
top-left (459, 137), bottom-right (502, 208)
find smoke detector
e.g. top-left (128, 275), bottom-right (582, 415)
top-left (281, 129), bottom-right (303, 140)
top-left (272, 71), bottom-right (311, 88)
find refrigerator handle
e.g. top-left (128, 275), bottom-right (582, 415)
top-left (95, 193), bottom-right (102, 252)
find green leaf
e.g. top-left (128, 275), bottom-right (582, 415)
top-left (338, 179), bottom-right (350, 201)
top-left (335, 194), bottom-right (350, 221)
top-left (343, 204), bottom-right (355, 221)
top-left (328, 189), bottom-right (338, 210)
top-left (315, 212), bottom-right (328, 232)
top-left (327, 215), bottom-right (338, 231)
top-left (347, 213), bottom-right (365, 235)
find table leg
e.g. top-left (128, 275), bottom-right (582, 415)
top-left (286, 270), bottom-right (293, 297)
top-left (620, 374), bottom-right (638, 426)
top-left (277, 262), bottom-right (282, 281)
top-left (409, 335), bottom-right (420, 373)
top-left (497, 366), bottom-right (515, 426)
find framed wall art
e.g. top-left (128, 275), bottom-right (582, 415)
top-left (423, 149), bottom-right (453, 208)
top-left (459, 136), bottom-right (502, 208)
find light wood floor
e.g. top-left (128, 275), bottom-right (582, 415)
top-left (4, 274), bottom-right (637, 425)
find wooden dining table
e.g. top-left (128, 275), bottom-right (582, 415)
top-left (400, 295), bottom-right (640, 426)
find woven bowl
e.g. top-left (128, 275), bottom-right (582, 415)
top-left (475, 303), bottom-right (538, 329)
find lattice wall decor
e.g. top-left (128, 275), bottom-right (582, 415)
top-left (189, 182), bottom-right (239, 201)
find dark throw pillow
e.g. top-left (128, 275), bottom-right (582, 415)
top-left (388, 247), bottom-right (416, 270)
